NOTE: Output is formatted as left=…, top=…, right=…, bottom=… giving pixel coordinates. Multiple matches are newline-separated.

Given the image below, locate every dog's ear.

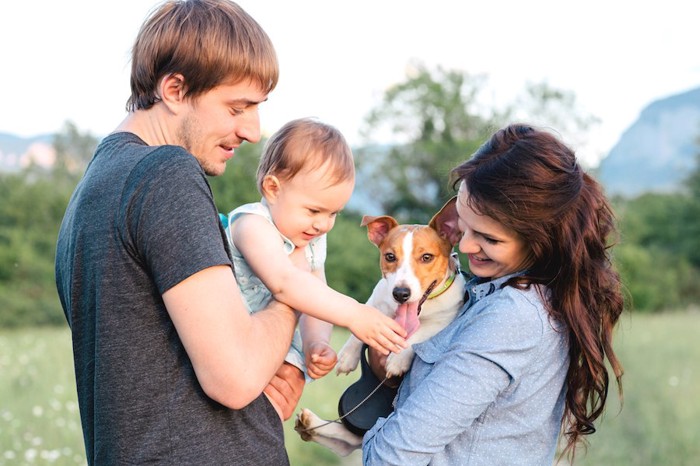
left=429, top=196, right=461, bottom=246
left=361, top=215, right=398, bottom=247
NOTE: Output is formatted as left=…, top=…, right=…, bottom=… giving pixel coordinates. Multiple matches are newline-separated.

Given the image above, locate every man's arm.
left=163, top=264, right=298, bottom=409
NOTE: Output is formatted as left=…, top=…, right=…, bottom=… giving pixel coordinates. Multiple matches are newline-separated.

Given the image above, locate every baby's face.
left=265, top=165, right=354, bottom=249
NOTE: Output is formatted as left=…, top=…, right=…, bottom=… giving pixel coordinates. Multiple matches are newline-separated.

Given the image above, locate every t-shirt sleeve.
left=120, top=147, right=232, bottom=294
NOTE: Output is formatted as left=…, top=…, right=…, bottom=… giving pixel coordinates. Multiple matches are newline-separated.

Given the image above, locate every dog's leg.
left=294, top=408, right=362, bottom=456
left=335, top=334, right=364, bottom=374
left=384, top=346, right=416, bottom=377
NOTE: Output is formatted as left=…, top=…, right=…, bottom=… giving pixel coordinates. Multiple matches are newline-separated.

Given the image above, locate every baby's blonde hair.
left=256, top=118, right=355, bottom=193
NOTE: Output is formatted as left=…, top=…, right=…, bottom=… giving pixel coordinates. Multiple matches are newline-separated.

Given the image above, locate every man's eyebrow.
left=228, top=97, right=269, bottom=106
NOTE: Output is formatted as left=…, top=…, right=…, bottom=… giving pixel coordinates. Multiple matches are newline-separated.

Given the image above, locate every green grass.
left=0, top=328, right=84, bottom=465
left=2, top=311, right=699, bottom=465
left=574, top=311, right=700, bottom=466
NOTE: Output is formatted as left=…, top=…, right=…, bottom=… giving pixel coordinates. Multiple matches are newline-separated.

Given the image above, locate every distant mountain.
left=0, top=132, right=55, bottom=171
left=597, top=87, right=700, bottom=197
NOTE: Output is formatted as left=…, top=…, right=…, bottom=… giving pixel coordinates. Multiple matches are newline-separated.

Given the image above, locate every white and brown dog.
left=295, top=197, right=466, bottom=456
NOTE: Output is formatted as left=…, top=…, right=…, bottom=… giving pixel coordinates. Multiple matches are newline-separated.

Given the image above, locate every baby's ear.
left=261, top=175, right=281, bottom=201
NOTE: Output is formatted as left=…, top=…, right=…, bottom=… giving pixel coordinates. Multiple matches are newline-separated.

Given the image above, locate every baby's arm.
left=299, top=268, right=337, bottom=379
left=232, top=215, right=406, bottom=356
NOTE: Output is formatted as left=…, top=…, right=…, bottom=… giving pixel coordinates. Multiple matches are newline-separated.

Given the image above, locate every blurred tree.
left=209, top=140, right=264, bottom=215
left=53, top=121, right=98, bottom=176
left=356, top=63, right=599, bottom=224
left=356, top=63, right=501, bottom=223
left=511, top=81, right=601, bottom=162
left=325, top=212, right=381, bottom=302
left=0, top=121, right=97, bottom=327
left=681, top=136, right=700, bottom=267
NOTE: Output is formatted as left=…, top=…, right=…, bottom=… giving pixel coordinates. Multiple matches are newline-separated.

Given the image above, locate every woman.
left=363, top=123, right=624, bottom=465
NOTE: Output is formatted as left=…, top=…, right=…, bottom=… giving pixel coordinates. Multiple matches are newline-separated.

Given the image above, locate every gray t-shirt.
left=55, top=132, right=288, bottom=465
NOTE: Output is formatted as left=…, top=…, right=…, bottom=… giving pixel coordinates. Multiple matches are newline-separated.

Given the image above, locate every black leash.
left=296, top=373, right=391, bottom=434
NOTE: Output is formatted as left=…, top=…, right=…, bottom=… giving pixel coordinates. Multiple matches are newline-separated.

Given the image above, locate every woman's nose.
left=458, top=231, right=479, bottom=254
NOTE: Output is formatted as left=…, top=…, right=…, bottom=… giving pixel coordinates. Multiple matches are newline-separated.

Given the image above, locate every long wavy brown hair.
left=450, top=123, right=624, bottom=461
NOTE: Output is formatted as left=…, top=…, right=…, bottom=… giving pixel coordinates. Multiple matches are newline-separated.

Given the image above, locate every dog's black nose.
left=392, top=287, right=411, bottom=303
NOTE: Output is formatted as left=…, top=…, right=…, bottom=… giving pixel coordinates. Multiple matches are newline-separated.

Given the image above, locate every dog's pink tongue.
left=394, top=302, right=421, bottom=338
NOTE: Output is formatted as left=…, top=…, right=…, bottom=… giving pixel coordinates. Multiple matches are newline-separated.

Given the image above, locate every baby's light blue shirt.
left=224, top=200, right=326, bottom=378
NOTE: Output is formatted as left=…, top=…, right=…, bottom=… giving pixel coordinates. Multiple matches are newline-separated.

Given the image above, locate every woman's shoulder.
left=464, top=283, right=550, bottom=340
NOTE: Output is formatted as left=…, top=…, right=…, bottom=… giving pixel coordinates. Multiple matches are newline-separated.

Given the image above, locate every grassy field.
left=1, top=311, right=698, bottom=465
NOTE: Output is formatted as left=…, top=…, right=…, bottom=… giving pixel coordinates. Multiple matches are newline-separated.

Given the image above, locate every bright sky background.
left=2, top=0, right=699, bottom=166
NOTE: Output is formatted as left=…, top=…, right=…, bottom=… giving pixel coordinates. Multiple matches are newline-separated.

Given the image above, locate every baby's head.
left=257, top=118, right=355, bottom=246
left=257, top=118, right=355, bottom=192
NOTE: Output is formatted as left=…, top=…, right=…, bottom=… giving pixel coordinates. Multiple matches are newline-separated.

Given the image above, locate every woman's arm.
left=363, top=294, right=546, bottom=465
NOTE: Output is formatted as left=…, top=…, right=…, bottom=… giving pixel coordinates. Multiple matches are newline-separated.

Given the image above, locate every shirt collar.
left=464, top=271, right=525, bottom=305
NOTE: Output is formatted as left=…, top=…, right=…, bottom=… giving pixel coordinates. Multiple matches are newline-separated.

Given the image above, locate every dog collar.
left=428, top=272, right=457, bottom=300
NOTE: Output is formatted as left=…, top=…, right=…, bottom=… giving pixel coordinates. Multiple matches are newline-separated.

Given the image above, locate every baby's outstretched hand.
left=305, top=342, right=338, bottom=379
left=350, top=305, right=407, bottom=356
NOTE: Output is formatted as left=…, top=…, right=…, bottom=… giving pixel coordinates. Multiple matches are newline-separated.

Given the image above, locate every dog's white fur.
left=295, top=198, right=465, bottom=456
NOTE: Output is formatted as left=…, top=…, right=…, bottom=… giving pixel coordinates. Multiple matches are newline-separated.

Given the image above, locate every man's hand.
left=263, top=362, right=305, bottom=420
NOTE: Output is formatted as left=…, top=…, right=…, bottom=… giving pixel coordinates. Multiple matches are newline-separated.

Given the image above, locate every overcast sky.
left=2, top=0, right=699, bottom=166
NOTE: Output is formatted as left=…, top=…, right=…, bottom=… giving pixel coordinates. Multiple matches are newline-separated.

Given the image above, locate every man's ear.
left=158, top=73, right=188, bottom=112
left=261, top=175, right=281, bottom=203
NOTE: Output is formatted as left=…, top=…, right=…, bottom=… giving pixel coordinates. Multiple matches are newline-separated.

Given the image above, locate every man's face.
left=178, top=80, right=268, bottom=176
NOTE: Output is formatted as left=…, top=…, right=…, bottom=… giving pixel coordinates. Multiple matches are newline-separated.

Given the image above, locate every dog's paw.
left=294, top=408, right=363, bottom=456
left=335, top=350, right=360, bottom=374
left=294, top=408, right=323, bottom=442
left=384, top=349, right=414, bottom=378
left=336, top=336, right=363, bottom=375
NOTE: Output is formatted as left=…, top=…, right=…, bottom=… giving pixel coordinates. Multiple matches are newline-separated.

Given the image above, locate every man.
left=55, top=1, right=303, bottom=463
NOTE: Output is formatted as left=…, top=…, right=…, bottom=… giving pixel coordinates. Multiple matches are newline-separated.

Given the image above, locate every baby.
left=223, top=118, right=406, bottom=381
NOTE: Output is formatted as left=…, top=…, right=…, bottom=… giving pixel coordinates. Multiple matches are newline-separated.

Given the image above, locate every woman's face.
left=456, top=182, right=530, bottom=279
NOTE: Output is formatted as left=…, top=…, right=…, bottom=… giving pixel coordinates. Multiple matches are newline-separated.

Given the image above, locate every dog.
left=294, top=197, right=466, bottom=456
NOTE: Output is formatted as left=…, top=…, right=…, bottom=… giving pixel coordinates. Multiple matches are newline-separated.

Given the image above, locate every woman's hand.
left=367, top=346, right=403, bottom=388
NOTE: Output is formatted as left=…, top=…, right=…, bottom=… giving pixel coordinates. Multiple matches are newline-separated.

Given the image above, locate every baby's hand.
left=350, top=305, right=407, bottom=356
left=305, top=342, right=338, bottom=379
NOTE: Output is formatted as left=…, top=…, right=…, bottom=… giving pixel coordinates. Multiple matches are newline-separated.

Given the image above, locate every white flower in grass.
left=24, top=448, right=37, bottom=462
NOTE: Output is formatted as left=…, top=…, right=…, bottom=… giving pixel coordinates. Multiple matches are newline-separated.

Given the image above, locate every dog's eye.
left=384, top=253, right=396, bottom=262
left=420, top=254, right=434, bottom=263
